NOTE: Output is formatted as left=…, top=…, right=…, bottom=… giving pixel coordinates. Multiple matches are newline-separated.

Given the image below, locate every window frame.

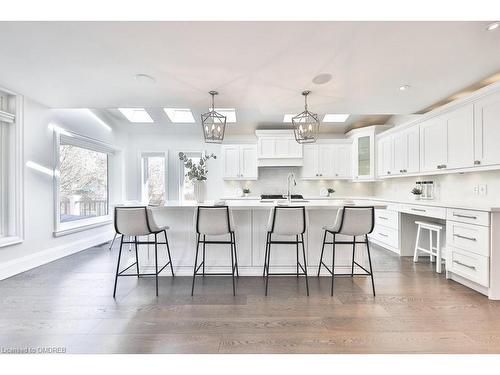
left=53, top=129, right=115, bottom=237
left=0, top=87, right=24, bottom=248
left=178, top=150, right=204, bottom=202
left=140, top=151, right=168, bottom=205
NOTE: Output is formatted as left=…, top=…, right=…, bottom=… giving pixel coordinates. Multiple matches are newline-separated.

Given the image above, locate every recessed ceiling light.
left=118, top=108, right=154, bottom=123
left=134, top=74, right=156, bottom=84
left=399, top=85, right=411, bottom=91
left=486, top=22, right=500, bottom=31
left=213, top=108, right=237, bottom=123
left=312, top=73, right=333, bottom=85
left=323, top=114, right=350, bottom=123
left=163, top=108, right=195, bottom=123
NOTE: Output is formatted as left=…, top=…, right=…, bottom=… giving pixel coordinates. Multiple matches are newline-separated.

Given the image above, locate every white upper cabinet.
left=255, top=130, right=303, bottom=167
left=446, top=104, right=474, bottom=170
left=420, top=104, right=474, bottom=172
left=377, top=136, right=393, bottom=177
left=301, top=142, right=352, bottom=179
left=222, top=144, right=258, bottom=180
left=391, top=126, right=419, bottom=175
left=474, top=90, right=500, bottom=167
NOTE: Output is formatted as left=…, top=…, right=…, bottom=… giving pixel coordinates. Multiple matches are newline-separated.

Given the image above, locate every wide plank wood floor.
left=1, top=242, right=500, bottom=354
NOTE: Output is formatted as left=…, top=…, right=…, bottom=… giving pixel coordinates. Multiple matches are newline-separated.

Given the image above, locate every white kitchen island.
left=149, top=199, right=387, bottom=276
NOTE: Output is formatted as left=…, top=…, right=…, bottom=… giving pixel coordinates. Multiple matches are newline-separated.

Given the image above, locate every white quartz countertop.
left=160, top=199, right=387, bottom=210
left=219, top=196, right=500, bottom=212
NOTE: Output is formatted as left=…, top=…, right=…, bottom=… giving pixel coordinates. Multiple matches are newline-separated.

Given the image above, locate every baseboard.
left=0, top=230, right=114, bottom=280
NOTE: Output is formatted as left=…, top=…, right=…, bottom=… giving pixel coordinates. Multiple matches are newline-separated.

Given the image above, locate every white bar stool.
left=113, top=206, right=175, bottom=297
left=263, top=206, right=309, bottom=296
left=413, top=220, right=444, bottom=273
left=191, top=206, right=239, bottom=296
left=317, top=206, right=376, bottom=296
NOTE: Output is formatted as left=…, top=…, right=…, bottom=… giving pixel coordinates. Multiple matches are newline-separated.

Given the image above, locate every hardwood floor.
left=1, top=242, right=500, bottom=354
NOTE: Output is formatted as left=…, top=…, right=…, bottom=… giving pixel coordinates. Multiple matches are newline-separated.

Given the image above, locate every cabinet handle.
left=411, top=208, right=426, bottom=212
left=403, top=169, right=407, bottom=173
left=454, top=234, right=477, bottom=242
left=378, top=216, right=389, bottom=220
left=399, top=169, right=403, bottom=173
left=453, top=213, right=477, bottom=220
left=474, top=160, right=481, bottom=165
left=378, top=232, right=388, bottom=237
left=387, top=171, right=391, bottom=175
left=453, top=260, right=476, bottom=270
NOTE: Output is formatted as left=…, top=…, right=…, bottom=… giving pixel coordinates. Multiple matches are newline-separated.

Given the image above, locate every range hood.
left=255, top=130, right=304, bottom=167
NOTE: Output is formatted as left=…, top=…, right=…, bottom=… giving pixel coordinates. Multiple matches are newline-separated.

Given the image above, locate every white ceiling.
left=0, top=21, right=499, bottom=133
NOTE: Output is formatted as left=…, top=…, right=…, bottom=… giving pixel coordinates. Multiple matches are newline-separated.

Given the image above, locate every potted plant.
left=179, top=152, right=217, bottom=203
left=411, top=187, right=423, bottom=200
left=327, top=188, right=335, bottom=197
left=243, top=188, right=251, bottom=197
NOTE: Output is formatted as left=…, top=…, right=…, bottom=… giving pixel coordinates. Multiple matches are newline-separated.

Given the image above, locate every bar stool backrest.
left=114, top=206, right=152, bottom=236
left=196, top=206, right=233, bottom=235
left=337, top=206, right=375, bottom=236
left=268, top=206, right=307, bottom=235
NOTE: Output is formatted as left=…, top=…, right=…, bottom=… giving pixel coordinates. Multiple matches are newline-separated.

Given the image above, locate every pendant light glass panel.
left=201, top=91, right=226, bottom=143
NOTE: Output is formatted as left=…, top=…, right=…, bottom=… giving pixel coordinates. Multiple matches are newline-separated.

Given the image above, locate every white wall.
left=0, top=98, right=126, bottom=279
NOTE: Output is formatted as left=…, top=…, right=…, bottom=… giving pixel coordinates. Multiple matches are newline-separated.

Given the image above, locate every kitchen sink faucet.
left=286, top=172, right=297, bottom=204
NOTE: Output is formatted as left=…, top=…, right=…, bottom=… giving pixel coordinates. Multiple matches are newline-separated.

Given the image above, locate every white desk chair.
left=413, top=220, right=444, bottom=273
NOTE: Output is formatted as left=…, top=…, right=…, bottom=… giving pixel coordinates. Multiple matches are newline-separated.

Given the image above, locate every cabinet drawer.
left=446, top=208, right=490, bottom=226
left=369, top=225, right=399, bottom=248
left=375, top=209, right=399, bottom=230
left=400, top=204, right=446, bottom=219
left=446, top=221, right=490, bottom=257
left=446, top=247, right=489, bottom=287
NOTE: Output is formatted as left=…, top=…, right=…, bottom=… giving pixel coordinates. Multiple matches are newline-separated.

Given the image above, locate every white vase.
left=193, top=180, right=206, bottom=203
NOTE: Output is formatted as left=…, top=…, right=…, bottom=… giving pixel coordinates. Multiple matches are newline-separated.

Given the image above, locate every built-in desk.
left=365, top=199, right=498, bottom=300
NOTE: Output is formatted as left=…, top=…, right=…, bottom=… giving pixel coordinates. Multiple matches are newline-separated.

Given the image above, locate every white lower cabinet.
left=301, top=141, right=352, bottom=179
left=368, top=208, right=400, bottom=253
left=445, top=208, right=491, bottom=289
left=446, top=247, right=489, bottom=287
left=221, top=144, right=257, bottom=180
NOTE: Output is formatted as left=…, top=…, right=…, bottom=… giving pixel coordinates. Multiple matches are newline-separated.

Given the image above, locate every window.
left=55, top=130, right=114, bottom=235
left=141, top=152, right=167, bottom=205
left=179, top=151, right=202, bottom=202
left=0, top=88, right=23, bottom=248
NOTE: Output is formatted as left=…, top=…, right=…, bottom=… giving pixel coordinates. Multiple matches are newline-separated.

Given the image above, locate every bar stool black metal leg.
left=351, top=237, right=356, bottom=277
left=318, top=230, right=327, bottom=276
left=113, top=236, right=124, bottom=298
left=230, top=236, right=236, bottom=296
left=263, top=232, right=269, bottom=277
left=301, top=234, right=309, bottom=296
left=154, top=233, right=159, bottom=296
left=191, top=234, right=200, bottom=296
left=265, top=235, right=271, bottom=296
left=232, top=232, right=239, bottom=277
left=331, top=234, right=336, bottom=297
left=202, top=235, right=206, bottom=277
left=296, top=235, right=299, bottom=278
left=365, top=235, right=376, bottom=297
left=164, top=230, right=175, bottom=276
left=134, top=236, right=140, bottom=277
